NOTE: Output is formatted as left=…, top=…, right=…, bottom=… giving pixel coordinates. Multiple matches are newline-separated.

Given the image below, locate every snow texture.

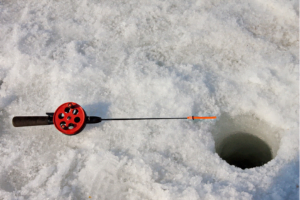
left=0, top=0, right=299, bottom=199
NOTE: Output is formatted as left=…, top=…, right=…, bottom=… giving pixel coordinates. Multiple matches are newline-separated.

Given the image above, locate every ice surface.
left=0, top=0, right=299, bottom=199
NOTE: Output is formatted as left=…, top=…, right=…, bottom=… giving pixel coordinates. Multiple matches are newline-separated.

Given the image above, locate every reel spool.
left=53, top=102, right=86, bottom=135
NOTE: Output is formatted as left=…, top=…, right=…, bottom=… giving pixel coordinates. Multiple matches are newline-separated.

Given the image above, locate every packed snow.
left=0, top=0, right=299, bottom=199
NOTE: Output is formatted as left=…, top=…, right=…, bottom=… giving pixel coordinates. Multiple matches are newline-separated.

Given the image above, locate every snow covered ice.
left=0, top=0, right=299, bottom=199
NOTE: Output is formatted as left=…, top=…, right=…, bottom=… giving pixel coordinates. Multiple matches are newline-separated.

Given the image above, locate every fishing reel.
left=12, top=102, right=216, bottom=135
left=13, top=102, right=100, bottom=135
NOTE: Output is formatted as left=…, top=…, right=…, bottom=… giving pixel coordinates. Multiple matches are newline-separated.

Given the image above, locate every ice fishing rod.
left=12, top=102, right=217, bottom=135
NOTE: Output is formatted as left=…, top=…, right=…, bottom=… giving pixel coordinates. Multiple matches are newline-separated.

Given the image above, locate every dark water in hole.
left=216, top=133, right=272, bottom=169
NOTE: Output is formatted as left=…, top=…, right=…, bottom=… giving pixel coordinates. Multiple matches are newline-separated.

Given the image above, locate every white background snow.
left=0, top=0, right=299, bottom=199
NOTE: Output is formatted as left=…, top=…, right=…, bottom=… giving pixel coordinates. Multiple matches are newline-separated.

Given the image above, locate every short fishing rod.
left=12, top=102, right=217, bottom=135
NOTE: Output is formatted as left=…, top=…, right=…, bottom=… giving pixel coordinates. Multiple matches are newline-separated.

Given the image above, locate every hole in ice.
left=216, top=132, right=272, bottom=169
left=211, top=113, right=280, bottom=169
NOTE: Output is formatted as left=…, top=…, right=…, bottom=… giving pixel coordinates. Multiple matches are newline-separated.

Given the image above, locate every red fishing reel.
left=53, top=102, right=86, bottom=135
left=12, top=102, right=101, bottom=135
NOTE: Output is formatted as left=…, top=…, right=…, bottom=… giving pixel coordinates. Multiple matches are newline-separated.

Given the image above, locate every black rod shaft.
left=101, top=117, right=186, bottom=121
